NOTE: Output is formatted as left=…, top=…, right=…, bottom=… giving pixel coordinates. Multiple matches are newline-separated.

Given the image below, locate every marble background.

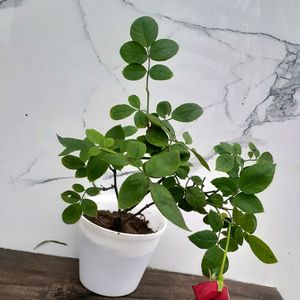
left=0, top=1, right=299, bottom=299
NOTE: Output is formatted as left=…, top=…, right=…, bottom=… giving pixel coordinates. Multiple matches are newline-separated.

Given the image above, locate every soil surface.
left=86, top=210, right=154, bottom=234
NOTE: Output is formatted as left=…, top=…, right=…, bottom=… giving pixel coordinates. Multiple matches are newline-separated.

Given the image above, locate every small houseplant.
left=187, top=142, right=278, bottom=299
left=57, top=16, right=277, bottom=297
left=57, top=16, right=209, bottom=296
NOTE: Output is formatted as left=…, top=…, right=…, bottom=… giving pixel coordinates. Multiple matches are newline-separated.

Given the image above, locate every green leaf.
left=75, top=167, right=87, bottom=178
left=189, top=230, right=218, bottom=249
left=123, top=63, right=147, bottom=80
left=239, top=162, right=276, bottom=194
left=245, top=234, right=278, bottom=264
left=134, top=111, right=148, bottom=128
left=176, top=167, right=189, bottom=179
left=213, top=142, right=235, bottom=155
left=185, top=187, right=206, bottom=210
left=233, top=226, right=244, bottom=245
left=149, top=64, right=173, bottom=80
left=201, top=246, right=228, bottom=278
left=101, top=152, right=128, bottom=167
left=61, top=190, right=80, bottom=204
left=161, top=120, right=175, bottom=140
left=169, top=186, right=184, bottom=202
left=233, top=193, right=264, bottom=214
left=191, top=176, right=203, bottom=185
left=110, top=104, right=135, bottom=120
left=233, top=143, right=242, bottom=155
left=170, top=143, right=190, bottom=162
left=146, top=126, right=168, bottom=147
left=207, top=210, right=223, bottom=232
left=72, top=184, right=84, bottom=193
left=106, top=125, right=125, bottom=140
left=150, top=183, right=189, bottom=230
left=258, top=152, right=273, bottom=163
left=211, top=177, right=238, bottom=196
left=86, top=154, right=108, bottom=182
left=248, top=142, right=260, bottom=158
left=190, top=148, right=210, bottom=171
left=128, top=95, right=141, bottom=109
left=146, top=113, right=162, bottom=127
left=172, top=103, right=203, bottom=122
left=103, top=138, right=114, bottom=148
left=88, top=146, right=101, bottom=157
left=127, top=141, right=146, bottom=159
left=238, top=213, right=257, bottom=234
left=216, top=154, right=235, bottom=172
left=85, top=187, right=100, bottom=196
left=61, top=155, right=85, bottom=170
left=162, top=177, right=176, bottom=189
left=130, top=16, right=158, bottom=47
left=57, top=135, right=88, bottom=154
left=123, top=125, right=138, bottom=137
left=150, top=39, right=179, bottom=61
left=120, top=41, right=147, bottom=64
left=85, top=129, right=104, bottom=145
left=182, top=131, right=193, bottom=144
left=62, top=203, right=82, bottom=224
left=219, top=237, right=239, bottom=252
left=81, top=199, right=98, bottom=217
left=144, top=151, right=181, bottom=178
left=208, top=194, right=223, bottom=208
left=156, top=101, right=172, bottom=118
left=118, top=173, right=149, bottom=209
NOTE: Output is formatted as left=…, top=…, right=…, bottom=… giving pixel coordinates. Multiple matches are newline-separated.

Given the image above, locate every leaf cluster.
left=188, top=142, right=277, bottom=279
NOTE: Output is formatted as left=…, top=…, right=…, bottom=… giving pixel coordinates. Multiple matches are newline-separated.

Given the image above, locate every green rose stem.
left=217, top=223, right=231, bottom=292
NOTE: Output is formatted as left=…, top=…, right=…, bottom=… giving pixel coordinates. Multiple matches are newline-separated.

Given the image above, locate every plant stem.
left=123, top=202, right=155, bottom=223
left=112, top=168, right=119, bottom=199
left=217, top=223, right=231, bottom=291
left=146, top=50, right=151, bottom=113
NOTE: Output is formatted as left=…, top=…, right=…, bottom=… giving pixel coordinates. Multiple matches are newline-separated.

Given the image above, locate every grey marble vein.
left=25, top=176, right=72, bottom=186
left=15, top=158, right=39, bottom=179
left=0, top=0, right=22, bottom=8
left=75, top=0, right=126, bottom=94
left=243, top=44, right=300, bottom=134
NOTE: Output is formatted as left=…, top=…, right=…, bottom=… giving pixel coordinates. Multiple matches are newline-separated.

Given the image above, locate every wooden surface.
left=0, top=248, right=283, bottom=300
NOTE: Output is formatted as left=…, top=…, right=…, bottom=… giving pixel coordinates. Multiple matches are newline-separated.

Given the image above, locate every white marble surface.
left=0, top=1, right=299, bottom=299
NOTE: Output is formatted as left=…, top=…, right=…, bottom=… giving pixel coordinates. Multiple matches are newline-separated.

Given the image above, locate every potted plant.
left=187, top=142, right=278, bottom=299
left=57, top=16, right=208, bottom=297
left=57, top=16, right=278, bottom=298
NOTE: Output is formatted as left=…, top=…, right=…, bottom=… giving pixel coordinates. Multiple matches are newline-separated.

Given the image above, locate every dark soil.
left=85, top=210, right=154, bottom=234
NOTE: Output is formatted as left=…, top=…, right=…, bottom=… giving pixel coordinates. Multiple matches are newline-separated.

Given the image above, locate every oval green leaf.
left=144, top=151, right=181, bottom=178
left=81, top=199, right=98, bottom=217
left=127, top=141, right=146, bottom=159
left=120, top=41, right=147, bottom=64
left=150, top=183, right=189, bottom=230
left=130, top=16, right=158, bottom=47
left=123, top=63, right=147, bottom=81
left=61, top=155, right=85, bottom=170
left=118, top=173, right=149, bottom=209
left=128, top=95, right=141, bottom=109
left=134, top=111, right=148, bottom=128
left=239, top=162, right=276, bottom=194
left=150, top=39, right=179, bottom=61
left=211, top=177, right=238, bottom=196
left=156, top=101, right=172, bottom=118
left=216, top=154, right=235, bottom=172
left=146, top=126, right=168, bottom=147
left=61, top=190, right=80, bottom=204
left=86, top=154, right=108, bottom=182
left=110, top=104, right=135, bottom=120
left=233, top=193, right=264, bottom=214
left=245, top=234, right=278, bottom=264
left=149, top=64, right=173, bottom=80
left=189, top=230, right=218, bottom=249
left=172, top=103, right=203, bottom=122
left=62, top=203, right=82, bottom=224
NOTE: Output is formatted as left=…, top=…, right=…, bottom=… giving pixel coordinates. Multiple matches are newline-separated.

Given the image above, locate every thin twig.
left=123, top=202, right=155, bottom=224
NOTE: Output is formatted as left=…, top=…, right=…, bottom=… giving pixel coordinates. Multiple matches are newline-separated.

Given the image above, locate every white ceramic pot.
left=77, top=193, right=167, bottom=297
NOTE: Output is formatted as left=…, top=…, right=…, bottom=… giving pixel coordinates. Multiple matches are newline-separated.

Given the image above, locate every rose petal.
left=192, top=281, right=229, bottom=300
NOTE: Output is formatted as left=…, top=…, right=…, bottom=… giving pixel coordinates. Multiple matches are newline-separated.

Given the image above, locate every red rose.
left=192, top=281, right=229, bottom=300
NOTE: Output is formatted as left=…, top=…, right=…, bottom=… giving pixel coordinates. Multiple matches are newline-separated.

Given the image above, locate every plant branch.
left=124, top=202, right=155, bottom=223
left=112, top=168, right=119, bottom=199
left=146, top=49, right=151, bottom=113
left=217, top=223, right=231, bottom=291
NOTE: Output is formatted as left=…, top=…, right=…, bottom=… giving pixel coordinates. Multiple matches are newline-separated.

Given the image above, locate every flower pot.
left=77, top=193, right=167, bottom=297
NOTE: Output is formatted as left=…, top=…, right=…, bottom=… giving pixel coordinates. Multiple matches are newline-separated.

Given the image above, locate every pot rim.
left=80, top=208, right=167, bottom=241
